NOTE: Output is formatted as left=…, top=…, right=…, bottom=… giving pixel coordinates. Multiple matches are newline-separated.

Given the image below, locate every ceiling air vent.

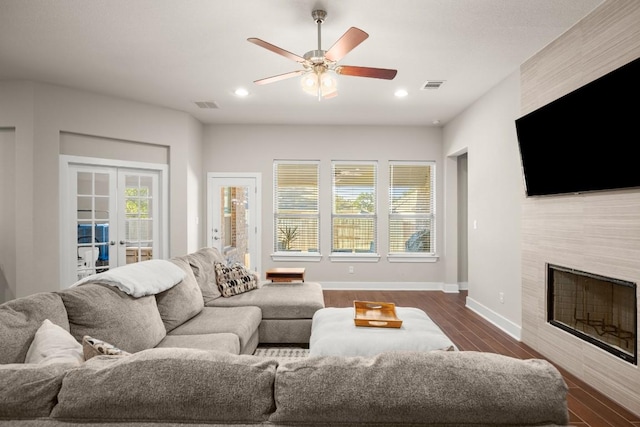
left=421, top=80, right=445, bottom=90
left=194, top=101, right=220, bottom=109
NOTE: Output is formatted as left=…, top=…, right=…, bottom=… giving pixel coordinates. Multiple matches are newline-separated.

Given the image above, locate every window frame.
left=387, top=160, right=438, bottom=263
left=272, top=160, right=321, bottom=262
left=330, top=160, right=380, bottom=262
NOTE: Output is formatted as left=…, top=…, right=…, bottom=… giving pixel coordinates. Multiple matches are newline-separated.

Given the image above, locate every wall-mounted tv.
left=515, top=56, right=640, bottom=197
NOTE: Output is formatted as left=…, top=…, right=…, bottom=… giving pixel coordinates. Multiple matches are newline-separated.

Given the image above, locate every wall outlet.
left=348, top=266, right=354, bottom=274
left=499, top=292, right=504, bottom=304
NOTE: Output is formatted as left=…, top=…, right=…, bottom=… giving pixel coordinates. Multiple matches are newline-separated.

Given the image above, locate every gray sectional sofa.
left=0, top=247, right=570, bottom=426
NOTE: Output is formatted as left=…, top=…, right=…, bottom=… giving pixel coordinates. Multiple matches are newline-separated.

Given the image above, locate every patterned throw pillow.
left=82, top=336, right=131, bottom=361
left=214, top=262, right=259, bottom=297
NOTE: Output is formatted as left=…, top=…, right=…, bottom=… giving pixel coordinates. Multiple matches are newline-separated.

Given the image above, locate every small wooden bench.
left=265, top=267, right=305, bottom=282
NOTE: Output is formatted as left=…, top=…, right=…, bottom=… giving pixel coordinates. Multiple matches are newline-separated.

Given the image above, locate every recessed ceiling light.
left=234, top=88, right=249, bottom=97
left=394, top=89, right=408, bottom=98
left=432, top=119, right=441, bottom=125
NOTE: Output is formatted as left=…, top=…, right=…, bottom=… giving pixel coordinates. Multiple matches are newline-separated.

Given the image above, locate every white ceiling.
left=0, top=0, right=603, bottom=126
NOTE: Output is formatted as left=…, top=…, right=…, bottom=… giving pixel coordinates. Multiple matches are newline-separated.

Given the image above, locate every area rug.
left=253, top=347, right=309, bottom=363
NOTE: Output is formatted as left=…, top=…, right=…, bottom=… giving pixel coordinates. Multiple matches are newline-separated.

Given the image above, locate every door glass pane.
left=124, top=173, right=154, bottom=264
left=95, top=173, right=109, bottom=196
left=220, top=185, right=250, bottom=269
left=76, top=172, right=111, bottom=280
left=94, top=197, right=109, bottom=220
left=77, top=196, right=92, bottom=219
left=77, top=172, right=92, bottom=194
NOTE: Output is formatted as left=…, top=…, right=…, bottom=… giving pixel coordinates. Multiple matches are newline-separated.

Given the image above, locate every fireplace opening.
left=547, top=264, right=637, bottom=365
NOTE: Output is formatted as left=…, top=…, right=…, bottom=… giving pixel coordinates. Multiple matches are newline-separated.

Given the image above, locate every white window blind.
left=331, top=161, right=377, bottom=253
left=389, top=161, right=435, bottom=254
left=273, top=161, right=319, bottom=253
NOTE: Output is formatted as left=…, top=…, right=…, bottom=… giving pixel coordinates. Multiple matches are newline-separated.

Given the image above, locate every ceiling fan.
left=247, top=9, right=397, bottom=100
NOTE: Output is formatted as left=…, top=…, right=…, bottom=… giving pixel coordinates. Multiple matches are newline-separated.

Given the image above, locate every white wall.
left=443, top=72, right=524, bottom=338
left=203, top=124, right=448, bottom=287
left=0, top=82, right=36, bottom=302
left=0, top=128, right=17, bottom=302
left=0, top=81, right=203, bottom=298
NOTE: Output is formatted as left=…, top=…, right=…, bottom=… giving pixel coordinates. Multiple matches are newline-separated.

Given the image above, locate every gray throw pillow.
left=155, top=258, right=204, bottom=332
left=0, top=292, right=70, bottom=364
left=58, top=283, right=166, bottom=353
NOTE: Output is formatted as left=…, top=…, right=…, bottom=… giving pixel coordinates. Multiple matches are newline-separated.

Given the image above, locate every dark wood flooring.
left=322, top=290, right=640, bottom=427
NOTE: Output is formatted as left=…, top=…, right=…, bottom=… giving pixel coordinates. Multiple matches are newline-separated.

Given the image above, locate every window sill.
left=329, top=253, right=381, bottom=263
left=387, top=254, right=439, bottom=263
left=271, top=252, right=322, bottom=262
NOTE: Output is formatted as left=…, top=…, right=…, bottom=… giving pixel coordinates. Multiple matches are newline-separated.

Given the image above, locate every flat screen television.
left=515, top=56, right=640, bottom=197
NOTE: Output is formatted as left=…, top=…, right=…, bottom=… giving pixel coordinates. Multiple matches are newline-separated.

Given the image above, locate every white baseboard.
left=465, top=296, right=522, bottom=341
left=443, top=283, right=460, bottom=293
left=320, top=281, right=447, bottom=291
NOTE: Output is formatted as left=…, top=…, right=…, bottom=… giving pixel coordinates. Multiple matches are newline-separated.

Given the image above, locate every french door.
left=60, top=156, right=167, bottom=287
left=207, top=173, right=261, bottom=276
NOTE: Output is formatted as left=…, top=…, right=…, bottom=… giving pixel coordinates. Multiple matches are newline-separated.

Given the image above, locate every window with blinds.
left=389, top=161, right=435, bottom=254
left=332, top=161, right=377, bottom=254
left=273, top=161, right=320, bottom=253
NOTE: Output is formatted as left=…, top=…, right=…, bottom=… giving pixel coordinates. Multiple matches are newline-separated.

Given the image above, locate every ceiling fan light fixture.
left=301, top=68, right=337, bottom=100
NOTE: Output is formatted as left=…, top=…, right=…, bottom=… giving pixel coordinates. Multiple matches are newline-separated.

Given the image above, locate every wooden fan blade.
left=325, top=27, right=369, bottom=62
left=247, top=37, right=306, bottom=63
left=323, top=90, right=339, bottom=100
left=254, top=70, right=306, bottom=85
left=336, top=65, right=397, bottom=80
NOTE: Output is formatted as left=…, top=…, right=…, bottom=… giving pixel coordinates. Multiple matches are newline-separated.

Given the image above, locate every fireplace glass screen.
left=547, top=264, right=637, bottom=364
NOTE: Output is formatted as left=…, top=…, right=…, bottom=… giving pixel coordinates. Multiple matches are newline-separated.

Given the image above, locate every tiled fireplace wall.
left=519, top=0, right=640, bottom=416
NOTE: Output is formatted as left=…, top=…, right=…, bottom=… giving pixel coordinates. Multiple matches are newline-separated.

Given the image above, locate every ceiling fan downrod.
left=312, top=9, right=327, bottom=52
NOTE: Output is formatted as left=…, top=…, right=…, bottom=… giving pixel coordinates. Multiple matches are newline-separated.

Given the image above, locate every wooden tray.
left=353, top=300, right=403, bottom=328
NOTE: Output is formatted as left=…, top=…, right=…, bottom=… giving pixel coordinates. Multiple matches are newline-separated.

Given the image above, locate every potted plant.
left=278, top=226, right=299, bottom=250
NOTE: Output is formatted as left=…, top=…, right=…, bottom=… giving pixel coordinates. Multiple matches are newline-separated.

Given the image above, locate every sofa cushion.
left=207, top=282, right=325, bottom=319
left=155, top=258, right=204, bottom=332
left=214, top=262, right=259, bottom=297
left=82, top=336, right=131, bottom=360
left=0, top=363, right=71, bottom=419
left=156, top=332, right=240, bottom=354
left=24, top=319, right=83, bottom=366
left=169, top=306, right=261, bottom=354
left=270, top=351, right=569, bottom=426
left=51, top=348, right=277, bottom=423
left=180, top=247, right=226, bottom=303
left=0, top=292, right=70, bottom=364
left=58, top=283, right=166, bottom=353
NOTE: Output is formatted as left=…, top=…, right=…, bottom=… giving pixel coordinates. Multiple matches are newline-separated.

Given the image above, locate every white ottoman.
left=309, top=306, right=457, bottom=357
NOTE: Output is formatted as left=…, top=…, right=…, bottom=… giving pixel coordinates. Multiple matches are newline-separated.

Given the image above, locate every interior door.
left=63, top=161, right=165, bottom=286
left=70, top=166, right=118, bottom=281
left=118, top=170, right=160, bottom=266
left=208, top=174, right=260, bottom=275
